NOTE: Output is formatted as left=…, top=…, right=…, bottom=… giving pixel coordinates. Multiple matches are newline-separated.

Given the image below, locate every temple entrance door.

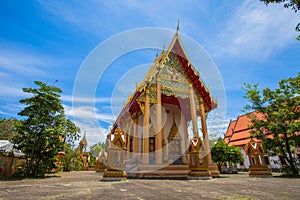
left=149, top=137, right=155, bottom=164
left=171, top=139, right=182, bottom=164
left=172, top=139, right=180, bottom=156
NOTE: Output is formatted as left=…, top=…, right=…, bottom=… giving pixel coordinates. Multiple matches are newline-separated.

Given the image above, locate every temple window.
left=252, top=157, right=256, bottom=165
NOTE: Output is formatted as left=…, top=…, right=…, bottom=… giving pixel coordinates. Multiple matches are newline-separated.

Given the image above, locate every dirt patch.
left=0, top=171, right=299, bottom=199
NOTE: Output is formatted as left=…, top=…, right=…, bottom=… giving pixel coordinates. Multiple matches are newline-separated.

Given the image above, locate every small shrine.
left=78, top=132, right=90, bottom=171
left=245, top=138, right=272, bottom=177
left=102, top=23, right=219, bottom=179
left=102, top=127, right=127, bottom=181
left=96, top=149, right=107, bottom=172
left=188, top=135, right=211, bottom=179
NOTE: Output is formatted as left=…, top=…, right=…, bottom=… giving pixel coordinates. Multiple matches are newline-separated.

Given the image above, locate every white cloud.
left=0, top=47, right=58, bottom=77
left=0, top=85, right=26, bottom=98
left=37, top=0, right=208, bottom=38
left=63, top=103, right=114, bottom=145
left=61, top=95, right=112, bottom=104
left=74, top=120, right=109, bottom=146
left=37, top=0, right=115, bottom=37
left=214, top=0, right=300, bottom=59
left=63, top=104, right=115, bottom=124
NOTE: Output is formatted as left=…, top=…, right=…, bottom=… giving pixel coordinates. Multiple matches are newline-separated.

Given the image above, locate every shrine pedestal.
left=188, top=167, right=212, bottom=180
left=249, top=166, right=272, bottom=177
left=102, top=165, right=127, bottom=181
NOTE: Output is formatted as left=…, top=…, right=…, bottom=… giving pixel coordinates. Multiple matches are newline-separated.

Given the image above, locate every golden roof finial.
left=176, top=19, right=180, bottom=33
left=162, top=39, right=166, bottom=52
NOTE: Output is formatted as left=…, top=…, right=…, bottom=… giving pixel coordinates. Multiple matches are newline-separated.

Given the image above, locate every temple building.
left=104, top=26, right=219, bottom=179
left=224, top=112, right=297, bottom=170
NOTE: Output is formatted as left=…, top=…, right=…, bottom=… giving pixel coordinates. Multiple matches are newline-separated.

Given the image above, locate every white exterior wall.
left=268, top=156, right=281, bottom=169
left=240, top=147, right=250, bottom=168
left=237, top=146, right=282, bottom=169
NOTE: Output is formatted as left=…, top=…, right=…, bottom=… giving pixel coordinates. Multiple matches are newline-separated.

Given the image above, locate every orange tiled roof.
left=224, top=112, right=263, bottom=147
left=224, top=120, right=236, bottom=139
left=228, top=139, right=250, bottom=147
left=228, top=138, right=260, bottom=147
left=230, top=129, right=251, bottom=141
left=234, top=115, right=250, bottom=132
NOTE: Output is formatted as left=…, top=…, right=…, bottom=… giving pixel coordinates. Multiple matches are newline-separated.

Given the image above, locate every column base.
left=208, top=164, right=220, bottom=177
left=188, top=167, right=212, bottom=180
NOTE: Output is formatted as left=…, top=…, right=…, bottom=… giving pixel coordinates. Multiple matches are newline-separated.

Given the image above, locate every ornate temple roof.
left=112, top=28, right=217, bottom=131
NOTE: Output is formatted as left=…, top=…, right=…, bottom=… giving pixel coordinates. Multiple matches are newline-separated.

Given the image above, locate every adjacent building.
left=224, top=112, right=290, bottom=170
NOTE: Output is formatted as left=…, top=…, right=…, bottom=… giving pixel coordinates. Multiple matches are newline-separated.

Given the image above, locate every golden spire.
left=176, top=19, right=180, bottom=33
left=162, top=39, right=166, bottom=52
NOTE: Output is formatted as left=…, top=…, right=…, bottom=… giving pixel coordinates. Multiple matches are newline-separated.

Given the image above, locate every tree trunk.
left=217, top=162, right=222, bottom=172
left=285, top=138, right=298, bottom=175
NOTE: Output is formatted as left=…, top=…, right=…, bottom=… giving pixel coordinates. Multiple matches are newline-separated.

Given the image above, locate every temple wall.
left=240, top=148, right=250, bottom=168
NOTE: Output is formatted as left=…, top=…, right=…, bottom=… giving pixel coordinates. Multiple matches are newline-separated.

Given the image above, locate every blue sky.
left=0, top=0, right=299, bottom=146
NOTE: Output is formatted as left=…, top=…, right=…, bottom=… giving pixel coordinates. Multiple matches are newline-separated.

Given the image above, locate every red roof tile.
left=224, top=120, right=236, bottom=139
left=224, top=111, right=264, bottom=147
left=230, top=129, right=251, bottom=141
left=228, top=138, right=261, bottom=147
left=228, top=139, right=250, bottom=147
left=234, top=115, right=251, bottom=132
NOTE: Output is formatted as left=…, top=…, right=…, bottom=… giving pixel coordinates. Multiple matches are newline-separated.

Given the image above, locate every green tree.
left=0, top=118, right=18, bottom=140
left=61, top=143, right=83, bottom=172
left=11, top=81, right=80, bottom=177
left=243, top=73, right=300, bottom=175
left=260, top=0, right=300, bottom=40
left=211, top=138, right=244, bottom=172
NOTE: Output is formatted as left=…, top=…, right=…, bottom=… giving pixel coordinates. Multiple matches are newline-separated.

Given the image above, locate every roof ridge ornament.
left=176, top=19, right=180, bottom=33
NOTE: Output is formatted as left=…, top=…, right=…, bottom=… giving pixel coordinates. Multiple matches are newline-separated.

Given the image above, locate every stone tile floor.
left=0, top=171, right=299, bottom=200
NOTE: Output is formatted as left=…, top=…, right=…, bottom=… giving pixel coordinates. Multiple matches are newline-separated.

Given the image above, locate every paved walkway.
left=0, top=171, right=299, bottom=199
